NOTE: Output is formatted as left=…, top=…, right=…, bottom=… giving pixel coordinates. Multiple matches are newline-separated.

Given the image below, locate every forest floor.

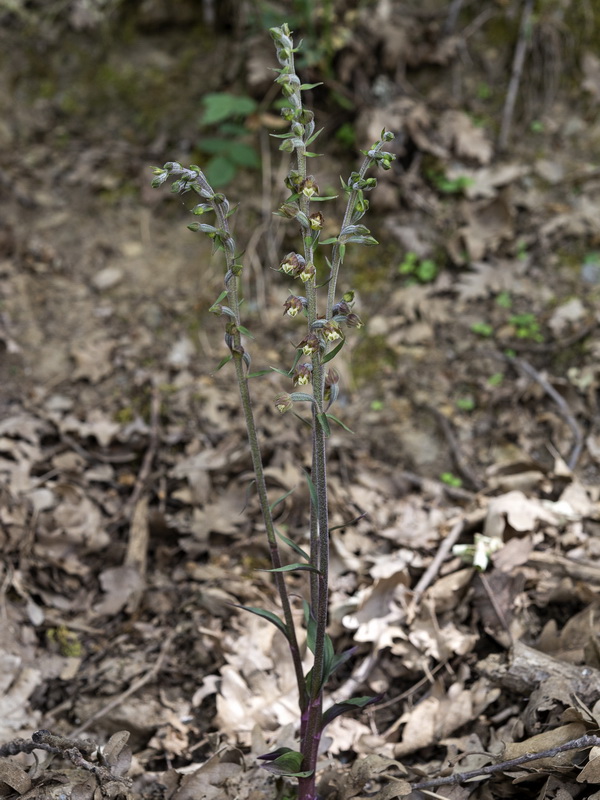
left=1, top=2, right=600, bottom=799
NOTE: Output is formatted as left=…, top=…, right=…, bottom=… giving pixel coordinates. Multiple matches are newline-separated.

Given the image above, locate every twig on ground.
left=122, top=382, right=161, bottom=520
left=68, top=631, right=175, bottom=737
left=411, top=519, right=465, bottom=606
left=498, top=0, right=534, bottom=151
left=443, top=0, right=464, bottom=35
left=412, top=734, right=600, bottom=790
left=506, top=355, right=584, bottom=470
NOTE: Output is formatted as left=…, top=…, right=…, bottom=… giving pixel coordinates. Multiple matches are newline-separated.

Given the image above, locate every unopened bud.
left=345, top=313, right=363, bottom=328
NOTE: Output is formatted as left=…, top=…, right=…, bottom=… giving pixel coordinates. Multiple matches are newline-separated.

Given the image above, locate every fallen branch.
left=68, top=630, right=174, bottom=737
left=412, top=734, right=599, bottom=790
left=506, top=354, right=584, bottom=470
left=498, top=0, right=534, bottom=151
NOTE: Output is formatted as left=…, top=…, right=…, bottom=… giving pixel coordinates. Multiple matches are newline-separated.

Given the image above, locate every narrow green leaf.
left=302, top=469, right=318, bottom=511
left=326, top=413, right=354, bottom=434
left=306, top=127, right=324, bottom=146
left=258, top=747, right=312, bottom=778
left=299, top=82, right=323, bottom=90
left=262, top=562, right=321, bottom=574
left=235, top=605, right=289, bottom=640
left=269, top=487, right=296, bottom=512
left=213, top=289, right=228, bottom=305
left=330, top=513, right=367, bottom=532
left=322, top=633, right=336, bottom=683
left=275, top=528, right=310, bottom=562
left=322, top=338, right=345, bottom=364
left=214, top=354, right=232, bottom=371
left=237, top=325, right=254, bottom=339
left=321, top=696, right=382, bottom=730
left=304, top=600, right=317, bottom=654
left=317, top=412, right=331, bottom=437
left=247, top=369, right=273, bottom=378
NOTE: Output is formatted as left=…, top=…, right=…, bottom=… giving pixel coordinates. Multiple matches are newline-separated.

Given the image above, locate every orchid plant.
left=151, top=23, right=394, bottom=800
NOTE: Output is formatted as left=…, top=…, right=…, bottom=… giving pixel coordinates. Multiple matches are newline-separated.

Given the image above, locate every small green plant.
left=197, top=92, right=261, bottom=186
left=509, top=312, right=544, bottom=342
left=440, top=472, right=462, bottom=488
left=487, top=372, right=504, bottom=387
left=152, top=24, right=394, bottom=800
left=496, top=290, right=512, bottom=309
left=398, top=251, right=439, bottom=283
left=515, top=239, right=528, bottom=260
left=456, top=395, right=475, bottom=412
left=470, top=321, right=494, bottom=338
left=427, top=169, right=473, bottom=195
left=477, top=82, right=492, bottom=100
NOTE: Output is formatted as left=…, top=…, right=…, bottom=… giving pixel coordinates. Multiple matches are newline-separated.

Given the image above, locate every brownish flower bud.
left=345, top=313, right=363, bottom=328
left=332, top=300, right=351, bottom=316
left=325, top=368, right=340, bottom=386
left=274, top=392, right=293, bottom=413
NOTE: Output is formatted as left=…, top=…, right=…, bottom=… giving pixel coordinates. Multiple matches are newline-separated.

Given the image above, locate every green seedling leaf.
left=262, top=562, right=321, bottom=574
left=258, top=747, right=312, bottom=778
left=275, top=528, right=310, bottom=561
left=326, top=413, right=354, bottom=434
left=235, top=605, right=290, bottom=641
left=321, top=696, right=382, bottom=730
left=322, top=338, right=345, bottom=364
